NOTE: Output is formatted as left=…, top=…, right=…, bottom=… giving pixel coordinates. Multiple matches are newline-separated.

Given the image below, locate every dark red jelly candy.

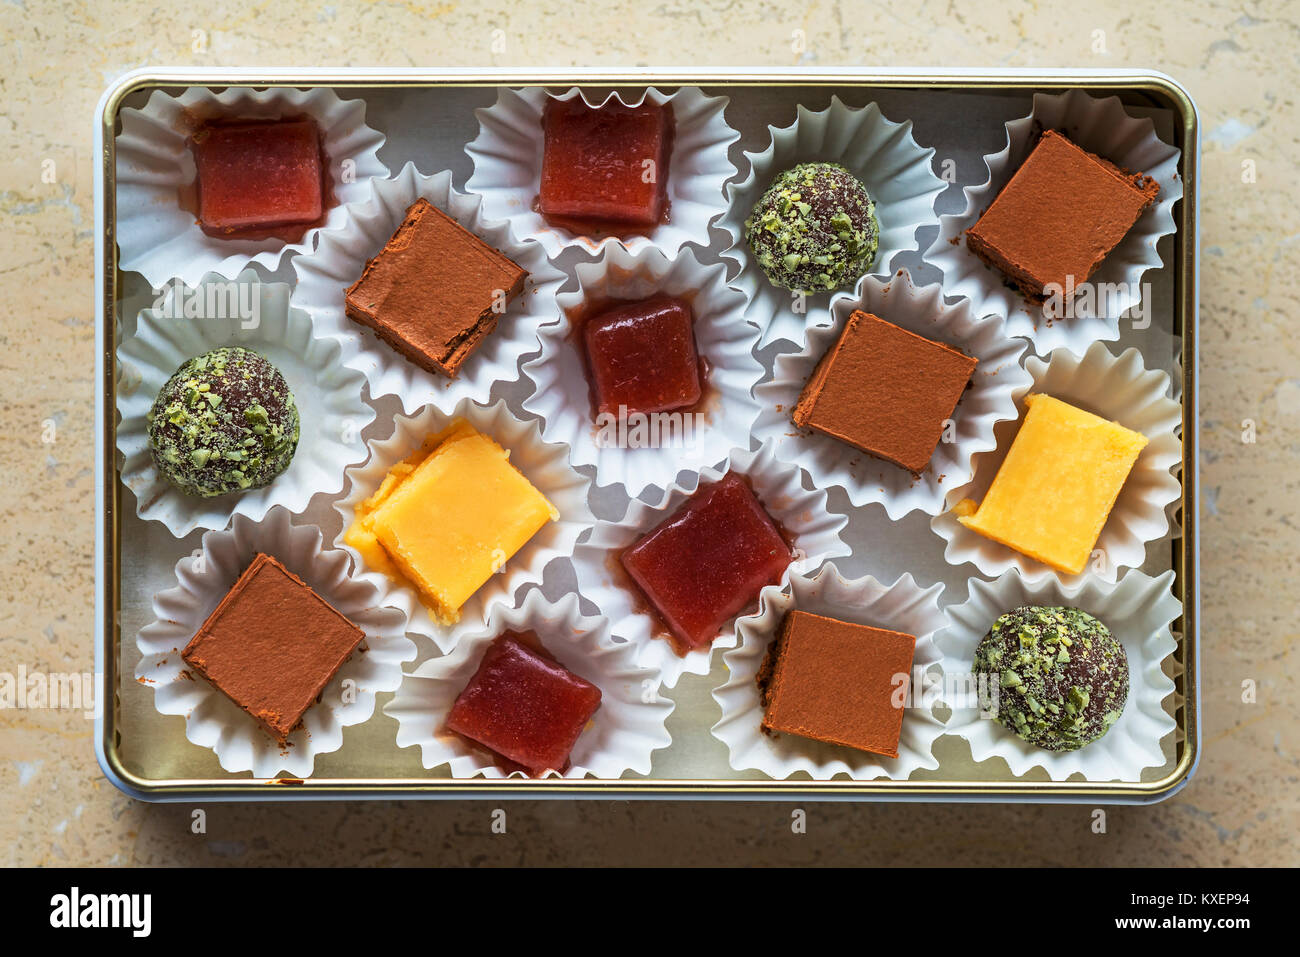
left=539, top=98, right=672, bottom=227
left=446, top=632, right=602, bottom=776
left=193, top=119, right=323, bottom=232
left=622, top=474, right=792, bottom=653
left=584, top=295, right=702, bottom=418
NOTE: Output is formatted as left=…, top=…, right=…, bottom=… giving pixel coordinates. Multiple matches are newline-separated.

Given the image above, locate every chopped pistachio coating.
left=973, top=605, right=1128, bottom=752
left=743, top=161, right=879, bottom=293
left=146, top=347, right=300, bottom=498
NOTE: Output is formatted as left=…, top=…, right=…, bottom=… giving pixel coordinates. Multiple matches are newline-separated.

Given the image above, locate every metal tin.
left=95, top=68, right=1199, bottom=802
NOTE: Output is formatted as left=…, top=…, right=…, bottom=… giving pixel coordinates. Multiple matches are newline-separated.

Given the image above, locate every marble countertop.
left=1, top=0, right=1295, bottom=866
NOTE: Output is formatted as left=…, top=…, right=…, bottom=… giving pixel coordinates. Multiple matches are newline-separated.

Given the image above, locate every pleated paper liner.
left=386, top=588, right=674, bottom=779
left=116, top=85, right=388, bottom=288
left=116, top=269, right=374, bottom=538
left=520, top=243, right=762, bottom=498
left=712, top=562, right=947, bottom=781
left=292, top=163, right=566, bottom=416
left=752, top=268, right=1033, bottom=519
left=930, top=340, right=1182, bottom=585
left=333, top=396, right=593, bottom=655
left=465, top=85, right=738, bottom=259
left=925, top=88, right=1183, bottom=357
left=719, top=95, right=945, bottom=349
left=134, top=507, right=415, bottom=778
left=936, top=568, right=1180, bottom=781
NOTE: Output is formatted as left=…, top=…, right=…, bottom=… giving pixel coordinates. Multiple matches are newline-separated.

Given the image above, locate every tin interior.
left=96, top=71, right=1197, bottom=801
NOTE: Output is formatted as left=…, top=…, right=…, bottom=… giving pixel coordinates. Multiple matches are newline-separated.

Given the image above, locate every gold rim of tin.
left=96, top=68, right=1199, bottom=801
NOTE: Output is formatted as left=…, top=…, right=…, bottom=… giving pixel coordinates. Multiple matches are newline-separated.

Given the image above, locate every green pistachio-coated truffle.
left=146, top=347, right=300, bottom=498
left=743, top=161, right=879, bottom=293
left=973, top=605, right=1128, bottom=752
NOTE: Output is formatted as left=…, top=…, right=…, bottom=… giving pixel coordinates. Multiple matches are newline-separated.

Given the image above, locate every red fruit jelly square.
left=539, top=98, right=673, bottom=228
left=193, top=118, right=324, bottom=232
left=622, top=474, right=792, bottom=654
left=584, top=295, right=702, bottom=418
left=446, top=632, right=602, bottom=776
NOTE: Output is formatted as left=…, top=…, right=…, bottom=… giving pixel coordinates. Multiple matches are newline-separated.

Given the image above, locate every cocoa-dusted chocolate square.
left=965, top=129, right=1160, bottom=299
left=181, top=552, right=366, bottom=742
left=344, top=198, right=527, bottom=378
left=792, top=309, right=976, bottom=475
left=757, top=609, right=916, bottom=758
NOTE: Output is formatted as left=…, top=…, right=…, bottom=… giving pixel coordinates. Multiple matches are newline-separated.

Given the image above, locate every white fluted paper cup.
left=925, top=89, right=1183, bottom=356
left=293, top=162, right=565, bottom=415
left=753, top=268, right=1033, bottom=519
left=572, top=442, right=850, bottom=688
left=116, top=269, right=374, bottom=538
left=931, top=341, right=1182, bottom=585
left=334, top=396, right=592, bottom=654
left=465, top=85, right=738, bottom=258
left=712, top=563, right=946, bottom=780
left=936, top=568, right=1180, bottom=781
left=385, top=588, right=674, bottom=779
left=134, top=507, right=416, bottom=778
left=116, top=86, right=388, bottom=288
left=520, top=243, right=762, bottom=497
left=720, top=95, right=946, bottom=349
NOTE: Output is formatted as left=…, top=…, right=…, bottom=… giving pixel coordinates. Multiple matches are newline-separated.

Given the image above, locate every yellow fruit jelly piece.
left=352, top=421, right=558, bottom=622
left=344, top=458, right=418, bottom=582
left=955, top=393, right=1148, bottom=575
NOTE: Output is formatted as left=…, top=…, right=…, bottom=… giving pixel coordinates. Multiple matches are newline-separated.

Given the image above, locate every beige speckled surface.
left=2, top=0, right=1297, bottom=866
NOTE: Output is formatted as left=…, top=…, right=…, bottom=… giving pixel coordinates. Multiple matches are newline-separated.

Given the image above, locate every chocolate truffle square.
left=181, top=552, right=366, bottom=742
left=758, top=609, right=916, bottom=758
left=793, top=310, right=977, bottom=475
left=965, top=129, right=1160, bottom=299
left=344, top=198, right=528, bottom=378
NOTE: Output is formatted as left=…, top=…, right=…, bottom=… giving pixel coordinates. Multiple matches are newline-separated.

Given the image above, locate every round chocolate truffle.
left=743, top=161, right=879, bottom=293
left=972, top=605, right=1128, bottom=752
left=147, top=347, right=300, bottom=498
